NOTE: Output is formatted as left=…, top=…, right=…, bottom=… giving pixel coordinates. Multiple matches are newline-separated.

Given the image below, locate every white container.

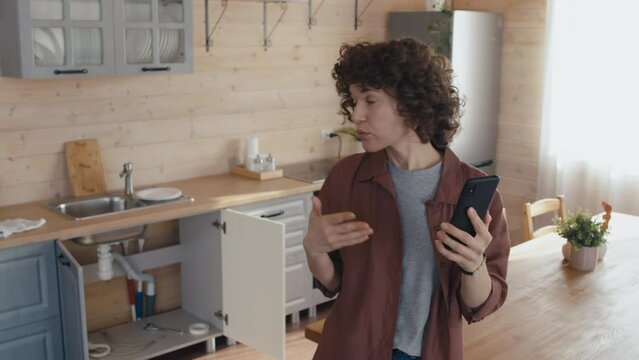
left=245, top=136, right=259, bottom=158
left=244, top=136, right=259, bottom=169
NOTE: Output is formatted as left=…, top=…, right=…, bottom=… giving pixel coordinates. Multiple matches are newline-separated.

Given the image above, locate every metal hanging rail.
left=263, top=1, right=288, bottom=50
left=204, top=0, right=313, bottom=51
left=354, top=0, right=374, bottom=30
left=308, top=0, right=327, bottom=29
left=205, top=0, right=229, bottom=52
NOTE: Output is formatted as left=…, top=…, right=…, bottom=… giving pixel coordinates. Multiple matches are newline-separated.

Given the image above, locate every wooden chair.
left=304, top=318, right=325, bottom=344
left=522, top=195, right=567, bottom=241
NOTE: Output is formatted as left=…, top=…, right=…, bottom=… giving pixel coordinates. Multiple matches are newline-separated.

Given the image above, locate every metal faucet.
left=119, top=162, right=134, bottom=199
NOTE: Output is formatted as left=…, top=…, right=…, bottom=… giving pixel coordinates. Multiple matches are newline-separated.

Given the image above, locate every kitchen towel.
left=0, top=218, right=46, bottom=238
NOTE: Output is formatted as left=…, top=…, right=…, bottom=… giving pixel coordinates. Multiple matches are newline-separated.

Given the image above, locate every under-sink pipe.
left=97, top=244, right=114, bottom=281
left=111, top=252, right=154, bottom=290
left=136, top=235, right=147, bottom=318
left=120, top=240, right=137, bottom=322
left=112, top=251, right=156, bottom=318
left=96, top=244, right=156, bottom=317
left=97, top=244, right=154, bottom=284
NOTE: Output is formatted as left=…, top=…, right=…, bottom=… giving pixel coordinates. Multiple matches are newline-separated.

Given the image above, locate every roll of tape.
left=189, top=322, right=210, bottom=335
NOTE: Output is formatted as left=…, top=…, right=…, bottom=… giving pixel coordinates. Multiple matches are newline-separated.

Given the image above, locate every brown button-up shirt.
left=313, top=148, right=510, bottom=360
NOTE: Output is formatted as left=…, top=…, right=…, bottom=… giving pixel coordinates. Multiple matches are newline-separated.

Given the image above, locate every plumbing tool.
left=143, top=323, right=184, bottom=335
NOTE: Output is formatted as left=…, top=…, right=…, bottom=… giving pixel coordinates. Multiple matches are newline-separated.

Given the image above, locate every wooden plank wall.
left=454, top=0, right=547, bottom=245
left=0, top=0, right=423, bottom=207
left=0, top=0, right=426, bottom=331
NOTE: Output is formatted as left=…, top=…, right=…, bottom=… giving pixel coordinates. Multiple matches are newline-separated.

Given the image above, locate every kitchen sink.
left=47, top=192, right=193, bottom=245
left=49, top=194, right=145, bottom=221
left=47, top=192, right=193, bottom=221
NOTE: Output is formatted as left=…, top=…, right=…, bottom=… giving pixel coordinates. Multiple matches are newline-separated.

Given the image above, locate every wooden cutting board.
left=65, top=139, right=107, bottom=196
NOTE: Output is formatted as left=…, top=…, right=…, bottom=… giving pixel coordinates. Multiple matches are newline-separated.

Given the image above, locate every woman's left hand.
left=434, top=207, right=492, bottom=273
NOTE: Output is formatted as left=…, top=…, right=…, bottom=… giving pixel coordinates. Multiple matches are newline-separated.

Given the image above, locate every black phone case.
left=449, top=175, right=500, bottom=244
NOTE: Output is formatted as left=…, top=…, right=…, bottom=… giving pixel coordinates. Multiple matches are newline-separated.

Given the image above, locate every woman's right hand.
left=303, top=196, right=373, bottom=257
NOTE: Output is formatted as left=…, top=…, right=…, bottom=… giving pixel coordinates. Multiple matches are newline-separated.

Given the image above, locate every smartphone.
left=445, top=175, right=500, bottom=248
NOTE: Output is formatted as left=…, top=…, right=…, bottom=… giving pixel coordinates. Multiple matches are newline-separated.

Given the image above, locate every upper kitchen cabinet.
left=0, top=0, right=116, bottom=78
left=113, top=0, right=193, bottom=76
left=0, top=0, right=193, bottom=79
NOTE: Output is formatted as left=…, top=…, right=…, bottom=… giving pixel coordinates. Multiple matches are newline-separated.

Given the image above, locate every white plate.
left=160, top=29, right=179, bottom=62
left=136, top=187, right=182, bottom=202
left=34, top=28, right=56, bottom=55
left=141, top=31, right=152, bottom=62
left=44, top=28, right=64, bottom=60
left=160, top=29, right=169, bottom=60
left=34, top=42, right=54, bottom=65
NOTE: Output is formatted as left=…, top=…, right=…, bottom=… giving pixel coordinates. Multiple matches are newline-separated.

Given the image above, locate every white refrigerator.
left=388, top=11, right=503, bottom=175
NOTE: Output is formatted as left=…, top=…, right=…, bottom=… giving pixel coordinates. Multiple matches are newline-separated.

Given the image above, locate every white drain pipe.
left=97, top=244, right=154, bottom=284
left=97, top=244, right=114, bottom=281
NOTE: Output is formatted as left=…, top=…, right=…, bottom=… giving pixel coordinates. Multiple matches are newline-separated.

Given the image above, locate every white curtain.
left=538, top=0, right=639, bottom=215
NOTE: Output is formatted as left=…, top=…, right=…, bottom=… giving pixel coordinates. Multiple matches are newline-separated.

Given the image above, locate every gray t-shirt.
left=388, top=160, right=442, bottom=356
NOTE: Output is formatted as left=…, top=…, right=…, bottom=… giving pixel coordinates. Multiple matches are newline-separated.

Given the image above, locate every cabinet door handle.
left=54, top=69, right=88, bottom=75
left=261, top=210, right=285, bottom=218
left=58, top=253, right=71, bottom=267
left=142, top=66, right=171, bottom=72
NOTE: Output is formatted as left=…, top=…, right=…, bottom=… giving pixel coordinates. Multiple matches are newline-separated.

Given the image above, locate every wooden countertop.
left=0, top=174, right=321, bottom=251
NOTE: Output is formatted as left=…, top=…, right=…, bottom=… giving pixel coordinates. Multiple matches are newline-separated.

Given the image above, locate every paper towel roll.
left=245, top=136, right=259, bottom=158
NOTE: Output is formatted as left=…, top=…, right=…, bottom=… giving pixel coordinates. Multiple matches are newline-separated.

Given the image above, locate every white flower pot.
left=569, top=245, right=599, bottom=271
left=562, top=241, right=607, bottom=261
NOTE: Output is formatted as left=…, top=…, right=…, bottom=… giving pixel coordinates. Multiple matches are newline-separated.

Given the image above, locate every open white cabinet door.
left=56, top=241, right=89, bottom=360
left=221, top=209, right=286, bottom=360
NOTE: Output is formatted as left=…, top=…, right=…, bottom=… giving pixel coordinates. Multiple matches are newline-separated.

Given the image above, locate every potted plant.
left=555, top=210, right=609, bottom=271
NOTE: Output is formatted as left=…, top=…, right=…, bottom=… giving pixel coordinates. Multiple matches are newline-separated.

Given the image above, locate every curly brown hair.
left=331, top=37, right=462, bottom=150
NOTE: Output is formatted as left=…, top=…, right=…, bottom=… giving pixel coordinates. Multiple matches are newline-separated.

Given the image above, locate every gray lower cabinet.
left=0, top=241, right=63, bottom=359
left=0, top=316, right=64, bottom=360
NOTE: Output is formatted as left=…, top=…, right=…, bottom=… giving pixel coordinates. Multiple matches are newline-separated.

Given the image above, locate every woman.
left=303, top=38, right=510, bottom=360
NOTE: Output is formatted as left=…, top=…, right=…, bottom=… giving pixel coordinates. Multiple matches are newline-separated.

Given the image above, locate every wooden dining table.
left=463, top=212, right=639, bottom=360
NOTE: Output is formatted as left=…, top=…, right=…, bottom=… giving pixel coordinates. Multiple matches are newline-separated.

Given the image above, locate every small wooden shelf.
left=87, top=308, right=221, bottom=360
left=230, top=164, right=283, bottom=180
